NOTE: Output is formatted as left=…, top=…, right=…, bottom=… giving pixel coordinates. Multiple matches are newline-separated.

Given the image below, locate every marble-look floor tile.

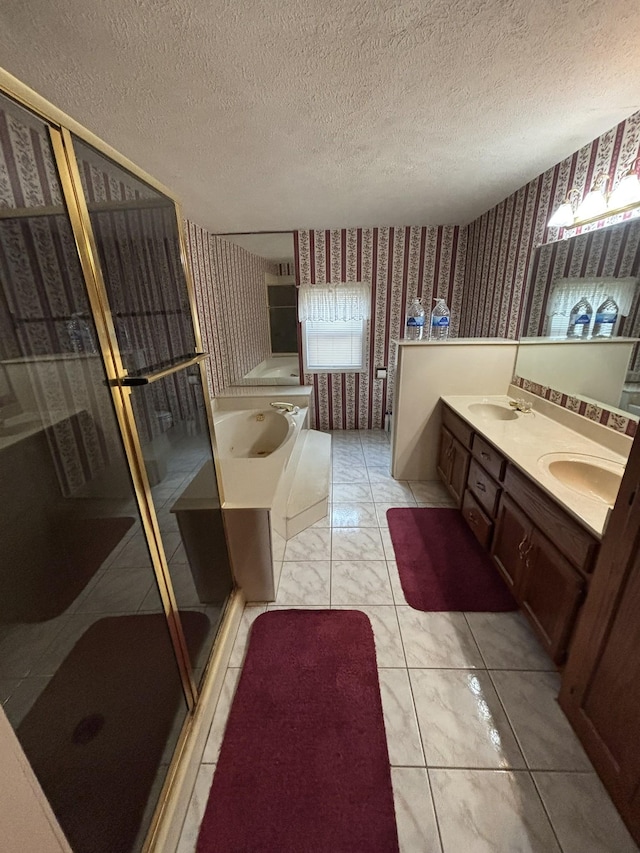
left=410, top=669, right=525, bottom=769
left=77, top=566, right=154, bottom=614
left=380, top=528, right=398, bottom=561
left=331, top=528, right=385, bottom=561
left=228, top=605, right=267, bottom=667
left=0, top=679, right=18, bottom=704
left=2, top=675, right=50, bottom=727
left=331, top=560, right=393, bottom=605
left=409, top=480, right=456, bottom=505
left=533, top=771, right=638, bottom=853
left=28, top=614, right=102, bottom=676
left=275, top=561, right=331, bottom=605
left=378, top=668, right=425, bottom=766
left=282, top=527, right=331, bottom=561
left=266, top=605, right=328, bottom=610
left=107, top=532, right=153, bottom=569
left=331, top=482, right=374, bottom=503
left=397, top=609, right=484, bottom=668
left=492, top=670, right=593, bottom=771
left=331, top=502, right=379, bottom=527
left=0, top=618, right=69, bottom=679
left=363, top=447, right=391, bottom=464
left=392, top=767, right=442, bottom=853
left=176, top=763, right=216, bottom=853
left=202, top=668, right=241, bottom=763
left=331, top=465, right=370, bottom=484
left=271, top=529, right=286, bottom=563
left=386, top=560, right=408, bottom=605
left=369, top=478, right=416, bottom=503
left=332, top=605, right=405, bottom=667
left=430, top=769, right=560, bottom=852
left=374, top=503, right=416, bottom=528
left=465, top=612, right=552, bottom=670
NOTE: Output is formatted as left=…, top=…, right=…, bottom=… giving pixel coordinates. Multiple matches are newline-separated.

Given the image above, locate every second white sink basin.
left=468, top=402, right=519, bottom=421
left=539, top=452, right=624, bottom=505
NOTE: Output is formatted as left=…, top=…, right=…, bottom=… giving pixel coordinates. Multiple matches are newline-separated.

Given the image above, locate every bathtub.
left=212, top=399, right=308, bottom=508
left=214, top=407, right=296, bottom=458
left=242, top=356, right=300, bottom=384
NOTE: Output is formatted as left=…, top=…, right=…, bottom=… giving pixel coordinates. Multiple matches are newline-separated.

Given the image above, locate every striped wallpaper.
left=294, top=226, right=466, bottom=430
left=461, top=111, right=640, bottom=339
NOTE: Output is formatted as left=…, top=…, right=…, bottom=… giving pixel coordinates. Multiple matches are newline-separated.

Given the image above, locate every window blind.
left=545, top=277, right=637, bottom=337
left=303, top=319, right=365, bottom=371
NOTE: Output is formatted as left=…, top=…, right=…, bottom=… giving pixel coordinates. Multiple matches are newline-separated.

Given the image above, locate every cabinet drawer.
left=472, top=434, right=506, bottom=482
left=468, top=458, right=501, bottom=518
left=504, top=465, right=598, bottom=573
left=462, top=489, right=493, bottom=549
left=442, top=404, right=473, bottom=450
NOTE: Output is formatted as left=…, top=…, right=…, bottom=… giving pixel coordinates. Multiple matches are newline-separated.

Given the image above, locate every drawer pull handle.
left=475, top=481, right=486, bottom=492
left=481, top=451, right=490, bottom=460
left=518, top=534, right=529, bottom=559
left=468, top=512, right=477, bottom=525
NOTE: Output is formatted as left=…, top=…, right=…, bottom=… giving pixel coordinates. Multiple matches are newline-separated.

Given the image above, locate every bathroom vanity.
left=437, top=395, right=628, bottom=664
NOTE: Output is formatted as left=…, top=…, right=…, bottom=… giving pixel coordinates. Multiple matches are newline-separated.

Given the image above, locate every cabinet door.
left=491, top=494, right=531, bottom=593
left=437, top=427, right=453, bottom=487
left=520, top=528, right=585, bottom=664
left=449, top=436, right=470, bottom=507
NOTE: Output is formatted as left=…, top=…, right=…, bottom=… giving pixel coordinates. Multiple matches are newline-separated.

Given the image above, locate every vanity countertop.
left=441, top=394, right=629, bottom=538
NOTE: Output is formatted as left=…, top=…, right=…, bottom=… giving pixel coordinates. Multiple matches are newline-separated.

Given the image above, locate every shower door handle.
left=119, top=353, right=208, bottom=386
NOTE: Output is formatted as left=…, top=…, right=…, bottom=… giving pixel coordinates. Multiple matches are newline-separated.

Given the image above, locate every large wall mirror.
left=217, top=231, right=300, bottom=386
left=518, top=219, right=640, bottom=415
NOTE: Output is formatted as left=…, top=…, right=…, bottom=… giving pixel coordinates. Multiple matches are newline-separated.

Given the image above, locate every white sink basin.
left=468, top=403, right=519, bottom=422
left=539, top=452, right=624, bottom=505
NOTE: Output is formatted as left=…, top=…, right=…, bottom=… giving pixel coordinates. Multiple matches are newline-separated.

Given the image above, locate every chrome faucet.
left=270, top=401, right=299, bottom=414
left=509, top=398, right=533, bottom=413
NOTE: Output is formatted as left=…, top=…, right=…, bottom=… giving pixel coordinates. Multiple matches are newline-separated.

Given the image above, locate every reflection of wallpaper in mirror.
left=187, top=224, right=279, bottom=395
left=523, top=221, right=640, bottom=379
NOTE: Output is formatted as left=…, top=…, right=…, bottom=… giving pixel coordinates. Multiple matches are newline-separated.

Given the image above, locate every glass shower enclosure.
left=0, top=85, right=233, bottom=852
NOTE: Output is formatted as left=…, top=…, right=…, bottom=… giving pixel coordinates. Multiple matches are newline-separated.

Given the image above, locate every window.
left=545, top=276, right=637, bottom=337
left=298, top=283, right=370, bottom=372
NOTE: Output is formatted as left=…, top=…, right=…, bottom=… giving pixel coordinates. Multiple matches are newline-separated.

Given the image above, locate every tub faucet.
left=270, top=401, right=299, bottom=414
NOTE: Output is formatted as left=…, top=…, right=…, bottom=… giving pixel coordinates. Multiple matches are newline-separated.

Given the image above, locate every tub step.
left=286, top=430, right=331, bottom=539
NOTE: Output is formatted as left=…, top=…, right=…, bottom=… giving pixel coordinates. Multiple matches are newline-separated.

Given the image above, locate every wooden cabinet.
left=519, top=527, right=585, bottom=663
left=559, top=429, right=640, bottom=846
left=438, top=400, right=597, bottom=666
left=492, top=493, right=531, bottom=593
left=437, top=425, right=470, bottom=507
left=491, top=485, right=588, bottom=665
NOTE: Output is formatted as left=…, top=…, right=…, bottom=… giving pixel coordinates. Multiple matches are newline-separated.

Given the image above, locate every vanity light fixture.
left=548, top=155, right=640, bottom=229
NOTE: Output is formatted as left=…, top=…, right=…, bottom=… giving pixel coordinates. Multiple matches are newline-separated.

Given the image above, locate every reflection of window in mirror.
left=267, top=282, right=297, bottom=354
left=545, top=276, right=636, bottom=338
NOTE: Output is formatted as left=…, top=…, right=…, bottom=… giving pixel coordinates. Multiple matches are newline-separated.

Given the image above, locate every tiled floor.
left=177, top=429, right=639, bottom=853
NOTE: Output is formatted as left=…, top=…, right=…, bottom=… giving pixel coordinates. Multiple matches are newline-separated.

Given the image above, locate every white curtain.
left=298, top=282, right=371, bottom=322
left=545, top=276, right=637, bottom=336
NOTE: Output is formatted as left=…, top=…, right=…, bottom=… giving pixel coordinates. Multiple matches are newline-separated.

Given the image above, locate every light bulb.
left=608, top=173, right=640, bottom=210
left=547, top=201, right=575, bottom=228
left=575, top=189, right=608, bottom=222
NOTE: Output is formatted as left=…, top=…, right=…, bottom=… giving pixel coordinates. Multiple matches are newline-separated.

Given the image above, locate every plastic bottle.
left=430, top=298, right=451, bottom=341
left=566, top=297, right=592, bottom=339
left=405, top=297, right=425, bottom=341
left=592, top=297, right=619, bottom=338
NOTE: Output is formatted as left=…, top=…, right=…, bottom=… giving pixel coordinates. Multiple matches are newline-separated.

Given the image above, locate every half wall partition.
left=0, top=83, right=233, bottom=851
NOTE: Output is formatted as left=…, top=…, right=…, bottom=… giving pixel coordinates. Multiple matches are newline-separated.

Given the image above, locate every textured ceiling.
left=1, top=0, right=640, bottom=233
